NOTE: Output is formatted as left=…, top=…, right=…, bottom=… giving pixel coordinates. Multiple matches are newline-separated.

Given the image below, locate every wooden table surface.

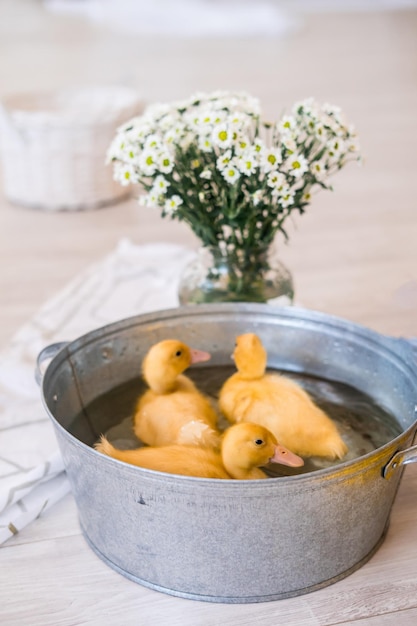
left=1, top=2, right=416, bottom=624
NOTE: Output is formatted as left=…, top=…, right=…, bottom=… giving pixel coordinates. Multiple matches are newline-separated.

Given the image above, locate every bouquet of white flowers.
left=108, top=91, right=360, bottom=302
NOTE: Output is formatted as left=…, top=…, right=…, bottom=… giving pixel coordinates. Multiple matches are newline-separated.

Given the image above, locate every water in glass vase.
left=178, top=245, right=294, bottom=305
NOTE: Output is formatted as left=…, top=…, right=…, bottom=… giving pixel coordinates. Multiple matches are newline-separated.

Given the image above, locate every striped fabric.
left=0, top=239, right=194, bottom=544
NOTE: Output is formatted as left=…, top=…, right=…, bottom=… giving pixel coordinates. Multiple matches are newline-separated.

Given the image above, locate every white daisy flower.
left=253, top=138, right=265, bottom=155
left=152, top=175, right=170, bottom=194
left=267, top=171, right=286, bottom=191
left=187, top=113, right=201, bottom=131
left=236, top=152, right=257, bottom=176
left=216, top=149, right=233, bottom=171
left=212, top=124, right=233, bottom=149
left=198, top=135, right=214, bottom=153
left=141, top=187, right=163, bottom=207
left=164, top=123, right=186, bottom=144
left=228, top=112, right=249, bottom=133
left=144, top=134, right=161, bottom=151
left=310, top=159, right=327, bottom=181
left=139, top=150, right=158, bottom=176
left=278, top=115, right=296, bottom=135
left=211, top=111, right=226, bottom=126
left=221, top=165, right=241, bottom=184
left=327, top=137, right=346, bottom=157
left=114, top=162, right=136, bottom=186
left=234, top=135, right=251, bottom=155
left=286, top=153, right=309, bottom=178
left=313, top=122, right=326, bottom=139
left=147, top=191, right=163, bottom=207
left=200, top=111, right=214, bottom=125
left=262, top=148, right=282, bottom=172
left=196, top=110, right=218, bottom=133
left=158, top=152, right=175, bottom=174
left=165, top=194, right=183, bottom=215
left=280, top=190, right=295, bottom=208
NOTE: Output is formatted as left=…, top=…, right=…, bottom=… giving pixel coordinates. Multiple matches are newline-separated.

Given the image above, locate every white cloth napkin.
left=0, top=239, right=195, bottom=544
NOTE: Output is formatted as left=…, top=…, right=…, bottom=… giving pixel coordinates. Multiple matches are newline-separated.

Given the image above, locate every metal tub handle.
left=383, top=445, right=417, bottom=479
left=382, top=336, right=417, bottom=479
left=35, top=342, right=68, bottom=385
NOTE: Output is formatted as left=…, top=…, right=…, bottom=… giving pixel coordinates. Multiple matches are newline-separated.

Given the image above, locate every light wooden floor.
left=1, top=2, right=417, bottom=624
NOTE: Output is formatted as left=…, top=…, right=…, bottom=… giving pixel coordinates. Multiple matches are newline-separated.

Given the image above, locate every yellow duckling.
left=133, top=339, right=221, bottom=448
left=219, top=333, right=348, bottom=460
left=95, top=422, right=304, bottom=479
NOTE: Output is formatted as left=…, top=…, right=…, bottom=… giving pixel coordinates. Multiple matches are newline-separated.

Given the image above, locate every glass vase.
left=178, top=244, right=294, bottom=305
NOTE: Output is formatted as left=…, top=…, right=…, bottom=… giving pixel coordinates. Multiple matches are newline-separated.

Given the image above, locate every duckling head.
left=221, top=422, right=304, bottom=479
left=142, top=339, right=211, bottom=394
left=233, top=333, right=267, bottom=379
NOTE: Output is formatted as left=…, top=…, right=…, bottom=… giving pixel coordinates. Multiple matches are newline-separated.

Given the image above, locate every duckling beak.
left=270, top=444, right=304, bottom=468
left=189, top=348, right=211, bottom=364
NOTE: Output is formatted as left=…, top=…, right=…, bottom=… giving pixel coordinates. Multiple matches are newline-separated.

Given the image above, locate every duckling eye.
left=175, top=350, right=182, bottom=357
left=254, top=439, right=264, bottom=446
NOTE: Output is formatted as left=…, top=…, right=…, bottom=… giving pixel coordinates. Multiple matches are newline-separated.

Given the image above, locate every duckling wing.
left=134, top=386, right=219, bottom=447
left=219, top=376, right=269, bottom=424
left=266, top=375, right=348, bottom=459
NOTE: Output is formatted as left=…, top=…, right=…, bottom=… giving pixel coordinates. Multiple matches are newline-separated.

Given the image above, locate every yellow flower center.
left=218, top=130, right=228, bottom=142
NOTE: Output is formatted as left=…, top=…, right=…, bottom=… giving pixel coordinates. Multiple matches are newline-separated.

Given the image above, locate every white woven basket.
left=0, top=86, right=144, bottom=211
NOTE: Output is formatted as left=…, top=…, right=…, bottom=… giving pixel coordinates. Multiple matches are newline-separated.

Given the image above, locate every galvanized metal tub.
left=38, top=304, right=417, bottom=603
